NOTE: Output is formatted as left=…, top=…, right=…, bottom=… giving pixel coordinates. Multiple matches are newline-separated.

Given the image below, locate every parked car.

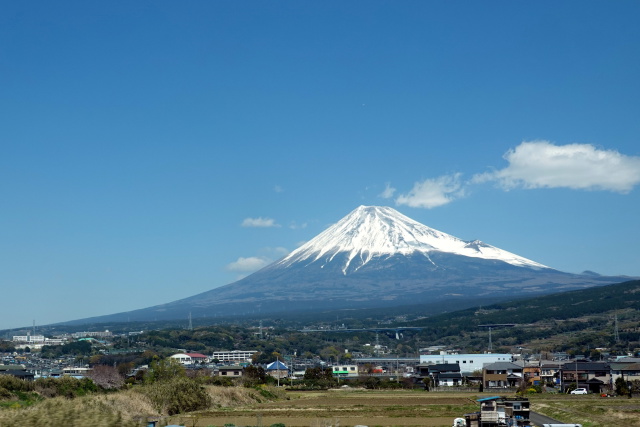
left=570, top=388, right=587, bottom=395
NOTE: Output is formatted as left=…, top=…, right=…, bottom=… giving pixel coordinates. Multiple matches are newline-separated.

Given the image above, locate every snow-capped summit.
left=278, top=205, right=548, bottom=273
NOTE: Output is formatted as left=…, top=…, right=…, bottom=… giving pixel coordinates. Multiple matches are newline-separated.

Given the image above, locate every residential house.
left=560, top=361, right=611, bottom=394
left=539, top=361, right=562, bottom=387
left=610, top=357, right=640, bottom=384
left=0, top=365, right=34, bottom=381
left=266, top=360, right=288, bottom=379
left=522, top=361, right=541, bottom=385
left=217, top=366, right=244, bottom=377
left=427, top=363, right=462, bottom=386
left=482, top=362, right=524, bottom=389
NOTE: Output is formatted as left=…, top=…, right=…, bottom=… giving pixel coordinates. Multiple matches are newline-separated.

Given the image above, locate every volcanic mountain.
left=67, top=206, right=631, bottom=324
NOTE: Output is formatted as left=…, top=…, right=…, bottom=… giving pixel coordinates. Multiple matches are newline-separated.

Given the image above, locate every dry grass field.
left=171, top=389, right=479, bottom=427
left=3, top=385, right=640, bottom=427
left=169, top=389, right=640, bottom=427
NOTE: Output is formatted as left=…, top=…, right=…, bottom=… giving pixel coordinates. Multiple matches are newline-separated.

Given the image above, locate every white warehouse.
left=419, top=352, right=513, bottom=374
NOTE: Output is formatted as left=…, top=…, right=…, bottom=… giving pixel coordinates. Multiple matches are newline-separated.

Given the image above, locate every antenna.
left=478, top=324, right=516, bottom=352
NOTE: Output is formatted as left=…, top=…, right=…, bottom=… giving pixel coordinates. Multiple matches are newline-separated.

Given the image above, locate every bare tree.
left=88, top=365, right=124, bottom=390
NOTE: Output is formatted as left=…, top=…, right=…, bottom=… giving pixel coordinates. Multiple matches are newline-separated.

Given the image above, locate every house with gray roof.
left=561, top=361, right=610, bottom=394
left=482, top=361, right=524, bottom=389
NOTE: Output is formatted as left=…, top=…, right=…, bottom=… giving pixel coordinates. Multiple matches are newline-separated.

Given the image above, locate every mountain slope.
left=62, top=206, right=634, bottom=325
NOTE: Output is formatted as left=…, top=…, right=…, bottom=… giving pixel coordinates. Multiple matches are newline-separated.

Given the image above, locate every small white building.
left=170, top=352, right=209, bottom=365
left=332, top=365, right=359, bottom=378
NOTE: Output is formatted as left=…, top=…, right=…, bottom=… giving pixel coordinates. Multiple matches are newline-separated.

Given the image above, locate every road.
left=530, top=410, right=566, bottom=426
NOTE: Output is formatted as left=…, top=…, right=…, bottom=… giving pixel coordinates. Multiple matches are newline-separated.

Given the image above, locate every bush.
left=0, top=375, right=34, bottom=393
left=142, top=376, right=211, bottom=415
left=202, top=376, right=235, bottom=387
left=144, top=358, right=185, bottom=384
left=34, top=377, right=98, bottom=399
left=0, top=386, right=13, bottom=399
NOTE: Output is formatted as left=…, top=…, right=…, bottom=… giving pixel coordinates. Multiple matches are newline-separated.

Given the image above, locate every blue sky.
left=2, top=1, right=639, bottom=330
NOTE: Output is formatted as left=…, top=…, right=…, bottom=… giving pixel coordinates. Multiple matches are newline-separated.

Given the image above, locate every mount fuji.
left=67, top=206, right=632, bottom=324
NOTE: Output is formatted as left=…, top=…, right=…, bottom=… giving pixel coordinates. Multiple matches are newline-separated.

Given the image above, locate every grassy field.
left=529, top=393, right=640, bottom=427
left=169, top=389, right=640, bottom=427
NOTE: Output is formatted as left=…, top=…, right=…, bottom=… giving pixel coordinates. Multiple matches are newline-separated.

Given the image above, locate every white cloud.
left=263, top=246, right=290, bottom=259
left=379, top=183, right=396, bottom=199
left=274, top=185, right=284, bottom=193
left=395, top=173, right=465, bottom=209
left=475, top=141, right=640, bottom=193
left=289, top=221, right=308, bottom=230
left=241, top=217, right=280, bottom=228
left=226, top=256, right=270, bottom=273
left=226, top=247, right=290, bottom=276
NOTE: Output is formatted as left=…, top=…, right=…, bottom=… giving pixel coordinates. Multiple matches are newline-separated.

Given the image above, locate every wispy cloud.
left=474, top=141, right=640, bottom=193
left=226, top=257, right=270, bottom=273
left=274, top=185, right=284, bottom=193
left=226, top=247, right=290, bottom=277
left=379, top=183, right=396, bottom=199
left=241, top=217, right=280, bottom=228
left=395, top=173, right=465, bottom=208
left=289, top=221, right=308, bottom=230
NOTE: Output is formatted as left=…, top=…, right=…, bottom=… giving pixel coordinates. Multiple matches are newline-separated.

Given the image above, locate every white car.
left=570, top=388, right=587, bottom=395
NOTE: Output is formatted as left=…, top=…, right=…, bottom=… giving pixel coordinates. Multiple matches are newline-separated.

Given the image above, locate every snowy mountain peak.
left=278, top=205, right=549, bottom=273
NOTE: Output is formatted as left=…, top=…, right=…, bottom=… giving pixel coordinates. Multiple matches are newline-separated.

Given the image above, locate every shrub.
left=144, top=358, right=185, bottom=384
left=34, top=377, right=98, bottom=399
left=0, top=386, right=13, bottom=399
left=142, top=376, right=211, bottom=415
left=0, top=375, right=34, bottom=393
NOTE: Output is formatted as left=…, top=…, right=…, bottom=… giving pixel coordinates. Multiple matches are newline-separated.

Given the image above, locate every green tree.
left=144, top=358, right=185, bottom=384
left=244, top=365, right=267, bottom=384
left=615, top=377, right=630, bottom=396
left=303, top=367, right=333, bottom=381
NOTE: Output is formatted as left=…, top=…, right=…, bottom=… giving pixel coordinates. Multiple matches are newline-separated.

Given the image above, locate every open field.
left=528, top=394, right=640, bottom=427
left=169, top=389, right=640, bottom=427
